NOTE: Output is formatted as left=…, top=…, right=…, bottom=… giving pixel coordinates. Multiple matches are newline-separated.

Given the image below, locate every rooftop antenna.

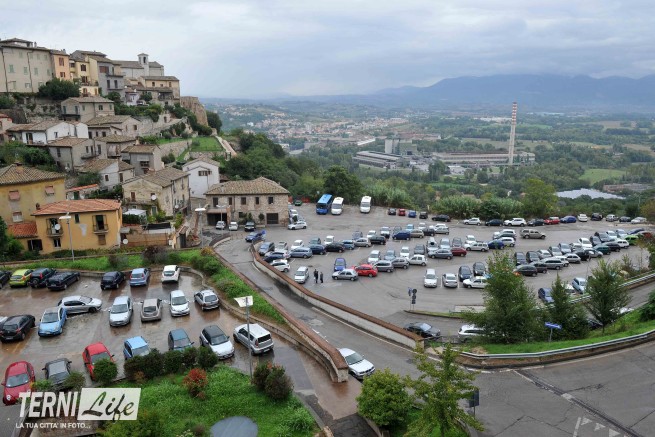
left=508, top=102, right=518, bottom=165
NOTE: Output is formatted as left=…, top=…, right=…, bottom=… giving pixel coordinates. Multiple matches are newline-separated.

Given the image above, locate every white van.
left=424, top=269, right=438, bottom=288
left=331, top=197, right=344, bottom=215
left=294, top=266, right=309, bottom=284
left=360, top=196, right=371, bottom=214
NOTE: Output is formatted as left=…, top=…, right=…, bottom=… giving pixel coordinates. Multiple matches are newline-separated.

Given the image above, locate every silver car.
left=194, top=289, right=220, bottom=310
left=141, top=298, right=162, bottom=322
left=109, top=296, right=132, bottom=326
left=170, top=290, right=190, bottom=316
left=58, top=295, right=102, bottom=314
left=442, top=273, right=458, bottom=288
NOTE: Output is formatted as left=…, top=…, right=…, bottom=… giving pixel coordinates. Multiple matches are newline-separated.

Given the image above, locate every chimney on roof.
left=14, top=162, right=23, bottom=174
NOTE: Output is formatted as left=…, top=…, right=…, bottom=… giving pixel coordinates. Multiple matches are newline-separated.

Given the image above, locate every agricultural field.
left=581, top=168, right=626, bottom=184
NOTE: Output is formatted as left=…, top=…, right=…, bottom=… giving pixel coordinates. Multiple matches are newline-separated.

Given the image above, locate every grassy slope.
left=581, top=168, right=626, bottom=184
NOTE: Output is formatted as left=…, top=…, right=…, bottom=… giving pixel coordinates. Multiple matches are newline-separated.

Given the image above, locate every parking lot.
left=247, top=203, right=650, bottom=336
left=0, top=273, right=286, bottom=385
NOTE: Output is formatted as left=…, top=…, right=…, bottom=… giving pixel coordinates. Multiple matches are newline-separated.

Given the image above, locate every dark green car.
left=294, top=199, right=303, bottom=206
left=593, top=244, right=610, bottom=255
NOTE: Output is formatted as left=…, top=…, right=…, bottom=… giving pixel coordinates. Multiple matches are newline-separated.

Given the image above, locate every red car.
left=398, top=209, right=406, bottom=216
left=451, top=247, right=467, bottom=257
left=354, top=264, right=378, bottom=277
left=544, top=217, right=560, bottom=225
left=3, top=361, right=35, bottom=405
left=82, top=343, right=114, bottom=380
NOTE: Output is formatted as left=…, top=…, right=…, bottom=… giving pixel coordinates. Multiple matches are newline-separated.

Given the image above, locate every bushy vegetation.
left=37, top=78, right=80, bottom=100
left=357, top=368, right=411, bottom=427
left=93, top=359, right=118, bottom=386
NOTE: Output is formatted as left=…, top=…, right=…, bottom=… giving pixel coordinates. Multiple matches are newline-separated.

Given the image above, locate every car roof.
left=170, top=290, right=185, bottom=297
left=113, top=296, right=130, bottom=304
left=198, top=289, right=215, bottom=296
left=85, top=342, right=109, bottom=355
left=235, top=323, right=268, bottom=336
left=339, top=347, right=355, bottom=356
left=12, top=269, right=30, bottom=274
left=132, top=268, right=146, bottom=274
left=43, top=307, right=60, bottom=314
left=169, top=328, right=188, bottom=339
left=163, top=265, right=177, bottom=271
left=5, top=361, right=30, bottom=376
left=143, top=298, right=160, bottom=305
left=5, top=315, right=28, bottom=323
left=125, top=336, right=147, bottom=348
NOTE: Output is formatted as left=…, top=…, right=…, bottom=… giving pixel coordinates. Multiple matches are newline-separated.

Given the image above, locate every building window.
left=8, top=64, right=14, bottom=73
left=119, top=173, right=124, bottom=183
left=56, top=149, right=61, bottom=158
left=99, top=66, right=109, bottom=74
left=59, top=72, right=65, bottom=78
left=81, top=65, right=87, bottom=72
left=34, top=67, right=38, bottom=75
left=104, top=174, right=109, bottom=182
left=53, top=238, right=61, bottom=248
left=12, top=211, right=23, bottom=222
left=140, top=161, right=149, bottom=168
left=23, top=66, right=28, bottom=75
left=255, top=197, right=260, bottom=205
left=94, top=214, right=107, bottom=231
left=25, top=83, right=31, bottom=89
left=131, top=192, right=136, bottom=202
left=9, top=190, right=20, bottom=201
left=102, top=132, right=106, bottom=137
left=74, top=214, right=80, bottom=224
left=198, top=170, right=211, bottom=176
left=228, top=197, right=232, bottom=206
left=268, top=196, right=274, bottom=204
left=28, top=240, right=43, bottom=251
left=99, top=105, right=103, bottom=110
left=151, top=82, right=155, bottom=86
left=241, top=197, right=246, bottom=205
left=114, top=80, right=118, bottom=88
left=59, top=57, right=65, bottom=66
left=98, top=234, right=106, bottom=245
left=45, top=186, right=55, bottom=195
left=133, top=125, right=137, bottom=131
left=213, top=197, right=219, bottom=207
left=88, top=132, right=92, bottom=139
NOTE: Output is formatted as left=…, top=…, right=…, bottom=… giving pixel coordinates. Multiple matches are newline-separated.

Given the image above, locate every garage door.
left=266, top=213, right=279, bottom=225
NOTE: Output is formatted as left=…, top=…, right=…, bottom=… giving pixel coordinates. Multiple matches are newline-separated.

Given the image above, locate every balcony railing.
left=93, top=224, right=109, bottom=234
left=46, top=227, right=63, bottom=237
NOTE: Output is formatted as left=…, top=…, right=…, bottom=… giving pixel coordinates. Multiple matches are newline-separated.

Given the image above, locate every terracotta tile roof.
left=8, top=222, right=38, bottom=238
left=6, top=123, right=34, bottom=132
left=116, top=60, right=141, bottom=69
left=141, top=76, right=179, bottom=81
left=66, top=184, right=99, bottom=192
left=205, top=177, right=289, bottom=196
left=96, top=134, right=136, bottom=143
left=32, top=199, right=121, bottom=216
left=124, top=167, right=187, bottom=187
left=79, top=159, right=135, bottom=173
left=183, top=157, right=221, bottom=168
left=86, top=115, right=133, bottom=126
left=25, top=120, right=63, bottom=131
left=118, top=161, right=134, bottom=171
left=47, top=137, right=89, bottom=147
left=123, top=144, right=158, bottom=153
left=63, top=96, right=113, bottom=104
left=0, top=164, right=65, bottom=186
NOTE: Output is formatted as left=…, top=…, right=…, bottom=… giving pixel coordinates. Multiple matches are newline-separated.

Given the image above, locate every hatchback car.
left=270, top=259, right=291, bottom=272
left=387, top=207, right=396, bottom=215
left=229, top=221, right=239, bottom=231
left=43, top=358, right=72, bottom=390
left=429, top=248, right=453, bottom=259
left=200, top=325, right=234, bottom=359
left=47, top=271, right=80, bottom=291
left=123, top=336, right=151, bottom=359
left=384, top=249, right=397, bottom=261
left=264, top=252, right=288, bottom=263
left=485, top=218, right=503, bottom=226
left=290, top=247, right=313, bottom=258
left=468, top=242, right=489, bottom=252
left=194, top=289, right=220, bottom=310
left=458, top=324, right=484, bottom=342
left=487, top=240, right=505, bottom=250
left=538, top=287, right=554, bottom=303
left=404, top=322, right=441, bottom=339
left=129, top=268, right=150, bottom=286
left=170, top=290, right=190, bottom=317
left=332, top=269, right=358, bottom=281
left=109, top=296, right=133, bottom=326
left=463, top=276, right=488, bottom=289
left=458, top=265, right=473, bottom=282
left=161, top=265, right=181, bottom=283
left=82, top=342, right=114, bottom=380
left=463, top=217, right=482, bottom=225
left=141, top=298, right=163, bottom=322
left=9, top=269, right=33, bottom=287
left=325, top=242, right=346, bottom=253
left=244, top=221, right=256, bottom=231
left=513, top=264, right=538, bottom=277
left=168, top=328, right=194, bottom=351
left=373, top=260, right=394, bottom=272
left=543, top=258, right=566, bottom=270
left=560, top=216, right=577, bottom=223
left=58, top=295, right=102, bottom=314
left=287, top=220, right=307, bottom=230
left=100, top=271, right=126, bottom=290
left=29, top=268, right=56, bottom=288
left=530, top=261, right=549, bottom=273
left=339, top=348, right=375, bottom=380
left=354, top=264, right=378, bottom=277
left=38, top=307, right=67, bottom=337
left=233, top=323, right=274, bottom=354
left=571, top=277, right=587, bottom=294
left=215, top=220, right=226, bottom=230
left=258, top=241, right=275, bottom=256
left=472, top=262, right=487, bottom=277
left=0, top=315, right=35, bottom=342
left=451, top=247, right=467, bottom=257
left=2, top=361, right=35, bottom=405
left=390, top=257, right=410, bottom=269
left=408, top=254, right=427, bottom=266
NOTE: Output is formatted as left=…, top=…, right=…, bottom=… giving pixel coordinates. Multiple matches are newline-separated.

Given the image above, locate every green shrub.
left=102, top=409, right=164, bottom=436
left=94, top=359, right=118, bottom=386
left=181, top=347, right=198, bottom=369
left=196, top=346, right=218, bottom=370
left=356, top=368, right=411, bottom=427
left=640, top=290, right=655, bottom=321
left=281, top=405, right=315, bottom=432
left=32, top=379, right=54, bottom=392
left=264, top=364, right=293, bottom=401
left=182, top=368, right=208, bottom=397
left=124, top=356, right=144, bottom=382
left=107, top=253, right=128, bottom=270
left=142, top=348, right=164, bottom=379
left=62, top=371, right=85, bottom=392
left=253, top=362, right=272, bottom=391
left=163, top=350, right=184, bottom=374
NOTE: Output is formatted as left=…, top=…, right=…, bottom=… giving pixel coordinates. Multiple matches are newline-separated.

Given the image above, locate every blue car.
left=392, top=231, right=411, bottom=241
left=309, top=244, right=327, bottom=255
left=129, top=268, right=151, bottom=286
left=341, top=240, right=356, bottom=250
left=334, top=257, right=347, bottom=272
left=245, top=230, right=266, bottom=243
left=123, top=336, right=151, bottom=359
left=486, top=240, right=506, bottom=250
left=561, top=216, right=577, bottom=223
left=408, top=210, right=417, bottom=218
left=38, top=307, right=66, bottom=337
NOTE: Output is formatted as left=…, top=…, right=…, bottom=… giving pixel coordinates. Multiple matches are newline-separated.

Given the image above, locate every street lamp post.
left=195, top=207, right=206, bottom=248
left=59, top=214, right=74, bottom=260
left=234, top=296, right=254, bottom=381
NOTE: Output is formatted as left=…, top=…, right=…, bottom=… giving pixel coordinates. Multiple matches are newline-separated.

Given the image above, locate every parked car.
left=504, top=218, right=527, bottom=227
left=467, top=242, right=489, bottom=252
left=526, top=251, right=541, bottom=263
left=38, top=307, right=66, bottom=337
left=463, top=276, right=488, bottom=289
left=0, top=315, right=35, bottom=342
left=339, top=348, right=375, bottom=380
left=325, top=242, right=346, bottom=253
left=43, top=358, right=72, bottom=390
left=606, top=214, right=618, bottom=222
left=527, top=218, right=545, bottom=226
left=513, top=264, right=538, bottom=277
left=2, top=361, right=35, bottom=405
left=141, top=298, right=163, bottom=322
left=82, top=344, right=114, bottom=379
left=380, top=227, right=391, bottom=238
left=258, top=241, right=275, bottom=256
left=391, top=231, right=411, bottom=241
left=472, top=262, right=486, bottom=277
left=168, top=328, right=194, bottom=351
left=521, top=228, right=546, bottom=239
left=199, top=325, right=234, bottom=359
left=129, top=268, right=150, bottom=286
left=408, top=254, right=427, bottom=266
left=161, top=265, right=181, bottom=283
left=544, top=217, right=560, bottom=225
left=9, top=269, right=33, bottom=287
left=170, top=290, right=190, bottom=317
left=305, top=243, right=324, bottom=255
left=404, top=322, right=441, bottom=339
left=423, top=269, right=438, bottom=287
left=289, top=247, right=313, bottom=258
left=619, top=216, right=632, bottom=223
left=46, top=271, right=80, bottom=291
left=215, top=220, right=226, bottom=230
left=100, top=271, right=125, bottom=290
left=632, top=217, right=647, bottom=224
left=538, top=287, right=554, bottom=304
left=354, top=237, right=371, bottom=247
left=428, top=248, right=453, bottom=259
left=368, top=250, right=382, bottom=263
left=571, top=277, right=587, bottom=294
left=369, top=235, right=387, bottom=245
left=354, top=264, right=378, bottom=277
left=458, top=324, right=484, bottom=342
left=410, top=229, right=425, bottom=238
left=549, top=246, right=563, bottom=257
left=432, top=225, right=450, bottom=235
left=398, top=208, right=406, bottom=216
left=194, top=289, right=220, bottom=310
left=530, top=261, right=549, bottom=273
left=334, top=257, right=347, bottom=272
left=594, top=244, right=611, bottom=255
left=577, top=214, right=589, bottom=222
left=29, top=268, right=57, bottom=288
left=605, top=241, right=622, bottom=252
left=590, top=213, right=603, bottom=221
left=270, top=259, right=291, bottom=272
left=485, top=219, right=503, bottom=226
left=419, top=211, right=428, bottom=219
left=431, top=214, right=451, bottom=222
left=463, top=217, right=481, bottom=225
left=244, top=221, right=256, bottom=231
left=287, top=220, right=307, bottom=230
left=565, top=253, right=582, bottom=264
left=109, top=296, right=133, bottom=326
left=387, top=208, right=396, bottom=215
left=233, top=323, right=274, bottom=354
left=383, top=249, right=397, bottom=261
left=458, top=265, right=473, bottom=282
left=122, top=336, right=150, bottom=360
left=560, top=216, right=577, bottom=223
left=0, top=270, right=10, bottom=288
left=229, top=221, right=239, bottom=231
left=332, top=269, right=358, bottom=281
left=442, top=273, right=458, bottom=288
left=487, top=240, right=505, bottom=250
left=373, top=260, right=394, bottom=272
left=57, top=296, right=102, bottom=315
left=543, top=258, right=566, bottom=270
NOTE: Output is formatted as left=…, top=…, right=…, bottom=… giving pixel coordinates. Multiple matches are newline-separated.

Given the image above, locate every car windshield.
left=173, top=338, right=190, bottom=348
left=344, top=352, right=364, bottom=365
left=210, top=333, right=229, bottom=345
left=42, top=312, right=59, bottom=323
left=143, top=305, right=158, bottom=313
left=204, top=294, right=218, bottom=302
left=3, top=323, right=18, bottom=331
left=425, top=273, right=436, bottom=279
left=48, top=361, right=68, bottom=375
left=171, top=296, right=187, bottom=305
left=132, top=273, right=143, bottom=279
left=91, top=352, right=111, bottom=364
left=418, top=323, right=432, bottom=331
left=102, top=273, right=115, bottom=280
left=110, top=304, right=128, bottom=314
left=578, top=279, right=587, bottom=286
left=163, top=271, right=175, bottom=276
left=5, top=373, right=29, bottom=388
left=131, top=345, right=150, bottom=356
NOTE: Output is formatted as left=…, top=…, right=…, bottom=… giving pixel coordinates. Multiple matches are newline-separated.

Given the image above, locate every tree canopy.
left=585, top=260, right=630, bottom=331
left=37, top=78, right=80, bottom=100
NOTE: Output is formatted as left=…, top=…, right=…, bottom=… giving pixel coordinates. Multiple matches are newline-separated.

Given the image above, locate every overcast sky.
left=2, top=0, right=654, bottom=98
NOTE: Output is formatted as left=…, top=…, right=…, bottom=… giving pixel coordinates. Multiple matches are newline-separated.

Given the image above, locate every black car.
left=526, top=251, right=540, bottom=263
left=618, top=216, right=631, bottom=223
left=485, top=219, right=503, bottom=226
left=47, top=272, right=81, bottom=291
left=605, top=241, right=621, bottom=252
left=422, top=227, right=435, bottom=236
left=515, top=252, right=528, bottom=265
left=458, top=265, right=472, bottom=282
left=29, top=268, right=57, bottom=288
left=431, top=214, right=451, bottom=222
left=403, top=322, right=441, bottom=339
left=244, top=221, right=256, bottom=231
left=0, top=270, right=12, bottom=288
left=325, top=242, right=346, bottom=253
left=43, top=358, right=72, bottom=391
left=528, top=218, right=545, bottom=226
left=387, top=208, right=396, bottom=215
left=100, top=271, right=126, bottom=290
left=514, top=264, right=538, bottom=277
left=0, top=315, right=35, bottom=342
left=591, top=213, right=603, bottom=221
left=369, top=235, right=387, bottom=245
left=419, top=211, right=428, bottom=219
left=472, top=262, right=486, bottom=277
left=263, top=252, right=287, bottom=263
left=308, top=244, right=327, bottom=255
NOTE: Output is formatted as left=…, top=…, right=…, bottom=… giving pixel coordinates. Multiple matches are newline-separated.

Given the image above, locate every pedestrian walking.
left=319, top=272, right=324, bottom=283
left=314, top=269, right=319, bottom=284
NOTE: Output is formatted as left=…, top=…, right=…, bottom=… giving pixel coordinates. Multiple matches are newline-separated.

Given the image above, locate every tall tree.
left=322, top=165, right=362, bottom=203
left=357, top=368, right=411, bottom=428
left=585, top=259, right=630, bottom=332
left=206, top=112, right=222, bottom=133
left=522, top=178, right=557, bottom=218
left=545, top=275, right=589, bottom=340
left=0, top=217, right=23, bottom=261
left=405, top=345, right=483, bottom=437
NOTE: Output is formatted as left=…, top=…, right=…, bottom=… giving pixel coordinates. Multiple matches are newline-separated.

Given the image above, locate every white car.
left=418, top=222, right=427, bottom=231
left=294, top=266, right=310, bottom=284
left=339, top=348, right=375, bottom=380
left=577, top=214, right=588, bottom=222
left=631, top=217, right=647, bottom=224
left=228, top=221, right=238, bottom=231
left=277, top=241, right=289, bottom=252
left=287, top=220, right=307, bottom=230
left=464, top=235, right=477, bottom=248
left=615, top=239, right=629, bottom=248
left=324, top=235, right=335, bottom=244
left=215, top=220, right=226, bottom=230
left=399, top=246, right=411, bottom=259
left=367, top=250, right=381, bottom=264
left=565, top=253, right=581, bottom=264
left=270, top=259, right=290, bottom=272
left=169, top=290, right=190, bottom=317
left=578, top=238, right=593, bottom=250
left=367, top=230, right=377, bottom=238
left=463, top=276, right=488, bottom=289
left=463, top=218, right=481, bottom=225
left=161, top=265, right=180, bottom=283
left=290, top=240, right=304, bottom=250
left=467, top=242, right=489, bottom=252
left=408, top=254, right=427, bottom=266
left=503, top=218, right=527, bottom=227
left=433, top=225, right=449, bottom=234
